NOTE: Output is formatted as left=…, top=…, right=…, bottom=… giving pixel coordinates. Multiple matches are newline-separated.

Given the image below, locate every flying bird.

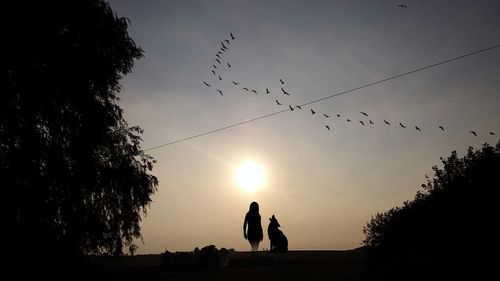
left=280, top=79, right=285, bottom=84
left=230, top=32, right=235, bottom=40
left=369, top=120, right=374, bottom=125
left=439, top=126, right=444, bottom=131
left=323, top=114, right=330, bottom=118
left=232, top=81, right=240, bottom=85
left=360, top=112, right=368, bottom=116
left=217, top=51, right=223, bottom=55
left=415, top=126, right=422, bottom=132
left=311, top=109, right=316, bottom=114
left=215, top=54, right=220, bottom=58
left=224, top=39, right=230, bottom=45
left=470, top=131, right=477, bottom=137
left=336, top=114, right=341, bottom=117
left=384, top=120, right=391, bottom=125
left=251, top=89, right=257, bottom=94
left=399, top=122, right=406, bottom=128
left=213, top=64, right=218, bottom=69
left=346, top=119, right=352, bottom=122
left=295, top=105, right=302, bottom=110
left=397, top=4, right=407, bottom=8
left=216, top=89, right=223, bottom=96
left=281, top=88, right=290, bottom=95
left=325, top=125, right=331, bottom=130
left=266, top=88, right=270, bottom=94
left=289, top=105, right=294, bottom=111
left=220, top=47, right=226, bottom=53
left=490, top=131, right=496, bottom=135
left=211, top=70, right=216, bottom=75
left=214, top=58, right=221, bottom=64
left=221, top=42, right=227, bottom=49
left=359, top=120, right=365, bottom=126
left=242, top=87, right=249, bottom=91
left=203, top=81, right=211, bottom=87
left=276, top=99, right=282, bottom=105
left=227, top=62, right=231, bottom=68
left=218, top=75, right=222, bottom=81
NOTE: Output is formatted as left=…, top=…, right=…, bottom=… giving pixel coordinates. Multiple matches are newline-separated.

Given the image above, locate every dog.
left=267, top=215, right=288, bottom=253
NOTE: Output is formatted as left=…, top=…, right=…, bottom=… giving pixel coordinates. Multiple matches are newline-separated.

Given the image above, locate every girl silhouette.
left=243, top=201, right=263, bottom=251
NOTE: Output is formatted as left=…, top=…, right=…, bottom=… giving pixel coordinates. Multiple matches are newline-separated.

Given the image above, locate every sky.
left=106, top=0, right=500, bottom=254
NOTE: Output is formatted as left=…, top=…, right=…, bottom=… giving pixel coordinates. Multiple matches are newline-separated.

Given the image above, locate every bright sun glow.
left=234, top=161, right=266, bottom=193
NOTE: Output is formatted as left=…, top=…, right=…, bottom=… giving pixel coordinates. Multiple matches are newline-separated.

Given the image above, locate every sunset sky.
left=107, top=0, right=500, bottom=254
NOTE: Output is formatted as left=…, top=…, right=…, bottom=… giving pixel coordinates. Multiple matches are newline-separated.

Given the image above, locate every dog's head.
left=269, top=215, right=280, bottom=228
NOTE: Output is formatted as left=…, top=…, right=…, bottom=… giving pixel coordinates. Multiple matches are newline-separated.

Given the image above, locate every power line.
left=143, top=43, right=500, bottom=152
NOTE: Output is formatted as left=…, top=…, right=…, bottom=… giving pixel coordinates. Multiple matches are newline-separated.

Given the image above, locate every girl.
left=243, top=202, right=263, bottom=251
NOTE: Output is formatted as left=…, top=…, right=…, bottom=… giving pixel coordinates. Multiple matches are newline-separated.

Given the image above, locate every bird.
left=323, top=114, right=330, bottom=118
left=217, top=51, right=223, bottom=55
left=490, top=131, right=496, bottom=135
left=216, top=89, right=223, bottom=96
left=224, top=39, right=230, bottom=45
left=346, top=119, right=352, bottom=122
left=214, top=58, right=221, bottom=64
left=266, top=88, right=270, bottom=94
left=211, top=70, right=216, bottom=75
left=384, top=120, right=391, bottom=126
left=415, top=126, right=422, bottom=132
left=369, top=120, right=374, bottom=125
left=280, top=79, right=285, bottom=84
left=295, top=105, right=302, bottom=110
left=470, top=131, right=477, bottom=137
left=215, top=54, right=220, bottom=59
left=230, top=32, right=235, bottom=40
left=311, top=109, right=316, bottom=114
left=399, top=122, right=406, bottom=128
left=218, top=75, right=222, bottom=81
left=360, top=112, right=368, bottom=116
left=242, top=87, right=249, bottom=91
left=336, top=114, right=342, bottom=117
left=276, top=99, right=282, bottom=105
left=397, top=4, right=407, bottom=8
left=203, top=81, right=211, bottom=87
left=439, top=126, right=444, bottom=131
left=227, top=62, right=231, bottom=68
left=289, top=105, right=294, bottom=111
left=359, top=120, right=365, bottom=126
left=213, top=64, right=218, bottom=69
left=220, top=47, right=225, bottom=53
left=221, top=42, right=227, bottom=49
left=232, top=81, right=240, bottom=85
left=325, top=125, right=331, bottom=130
left=251, top=89, right=257, bottom=94
left=281, top=88, right=290, bottom=95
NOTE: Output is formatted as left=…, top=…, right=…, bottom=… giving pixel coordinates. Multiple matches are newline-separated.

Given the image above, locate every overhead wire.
left=143, top=43, right=500, bottom=152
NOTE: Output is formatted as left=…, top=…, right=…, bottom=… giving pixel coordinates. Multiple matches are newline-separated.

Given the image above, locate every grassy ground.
left=89, top=249, right=367, bottom=281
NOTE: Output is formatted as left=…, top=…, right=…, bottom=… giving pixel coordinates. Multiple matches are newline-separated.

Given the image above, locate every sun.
left=233, top=160, right=266, bottom=193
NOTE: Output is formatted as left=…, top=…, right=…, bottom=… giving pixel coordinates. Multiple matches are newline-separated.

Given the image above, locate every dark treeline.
left=363, top=141, right=500, bottom=280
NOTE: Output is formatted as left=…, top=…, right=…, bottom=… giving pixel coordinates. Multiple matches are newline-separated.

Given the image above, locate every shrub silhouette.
left=363, top=141, right=500, bottom=280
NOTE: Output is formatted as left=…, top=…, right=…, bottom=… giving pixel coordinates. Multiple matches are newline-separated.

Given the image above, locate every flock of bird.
left=201, top=33, right=496, bottom=140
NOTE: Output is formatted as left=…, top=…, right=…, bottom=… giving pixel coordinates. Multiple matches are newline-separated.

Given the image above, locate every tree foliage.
left=363, top=141, right=500, bottom=279
left=1, top=0, right=157, bottom=257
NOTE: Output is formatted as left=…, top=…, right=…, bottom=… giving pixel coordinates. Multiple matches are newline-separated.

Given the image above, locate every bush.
left=363, top=141, right=500, bottom=280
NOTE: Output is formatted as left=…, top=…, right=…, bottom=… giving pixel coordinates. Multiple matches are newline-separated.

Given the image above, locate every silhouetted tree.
left=1, top=0, right=157, bottom=260
left=363, top=141, right=500, bottom=280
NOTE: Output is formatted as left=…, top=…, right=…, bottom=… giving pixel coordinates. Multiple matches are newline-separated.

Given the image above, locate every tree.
left=1, top=0, right=157, bottom=258
left=363, top=141, right=500, bottom=280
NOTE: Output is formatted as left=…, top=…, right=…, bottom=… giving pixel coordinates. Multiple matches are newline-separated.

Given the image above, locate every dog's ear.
left=272, top=215, right=275, bottom=219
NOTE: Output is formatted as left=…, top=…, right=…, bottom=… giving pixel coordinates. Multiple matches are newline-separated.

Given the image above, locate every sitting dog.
left=267, top=215, right=288, bottom=253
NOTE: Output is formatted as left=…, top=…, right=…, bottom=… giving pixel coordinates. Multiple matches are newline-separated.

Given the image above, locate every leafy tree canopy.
left=1, top=0, right=157, bottom=257
left=363, top=141, right=500, bottom=279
